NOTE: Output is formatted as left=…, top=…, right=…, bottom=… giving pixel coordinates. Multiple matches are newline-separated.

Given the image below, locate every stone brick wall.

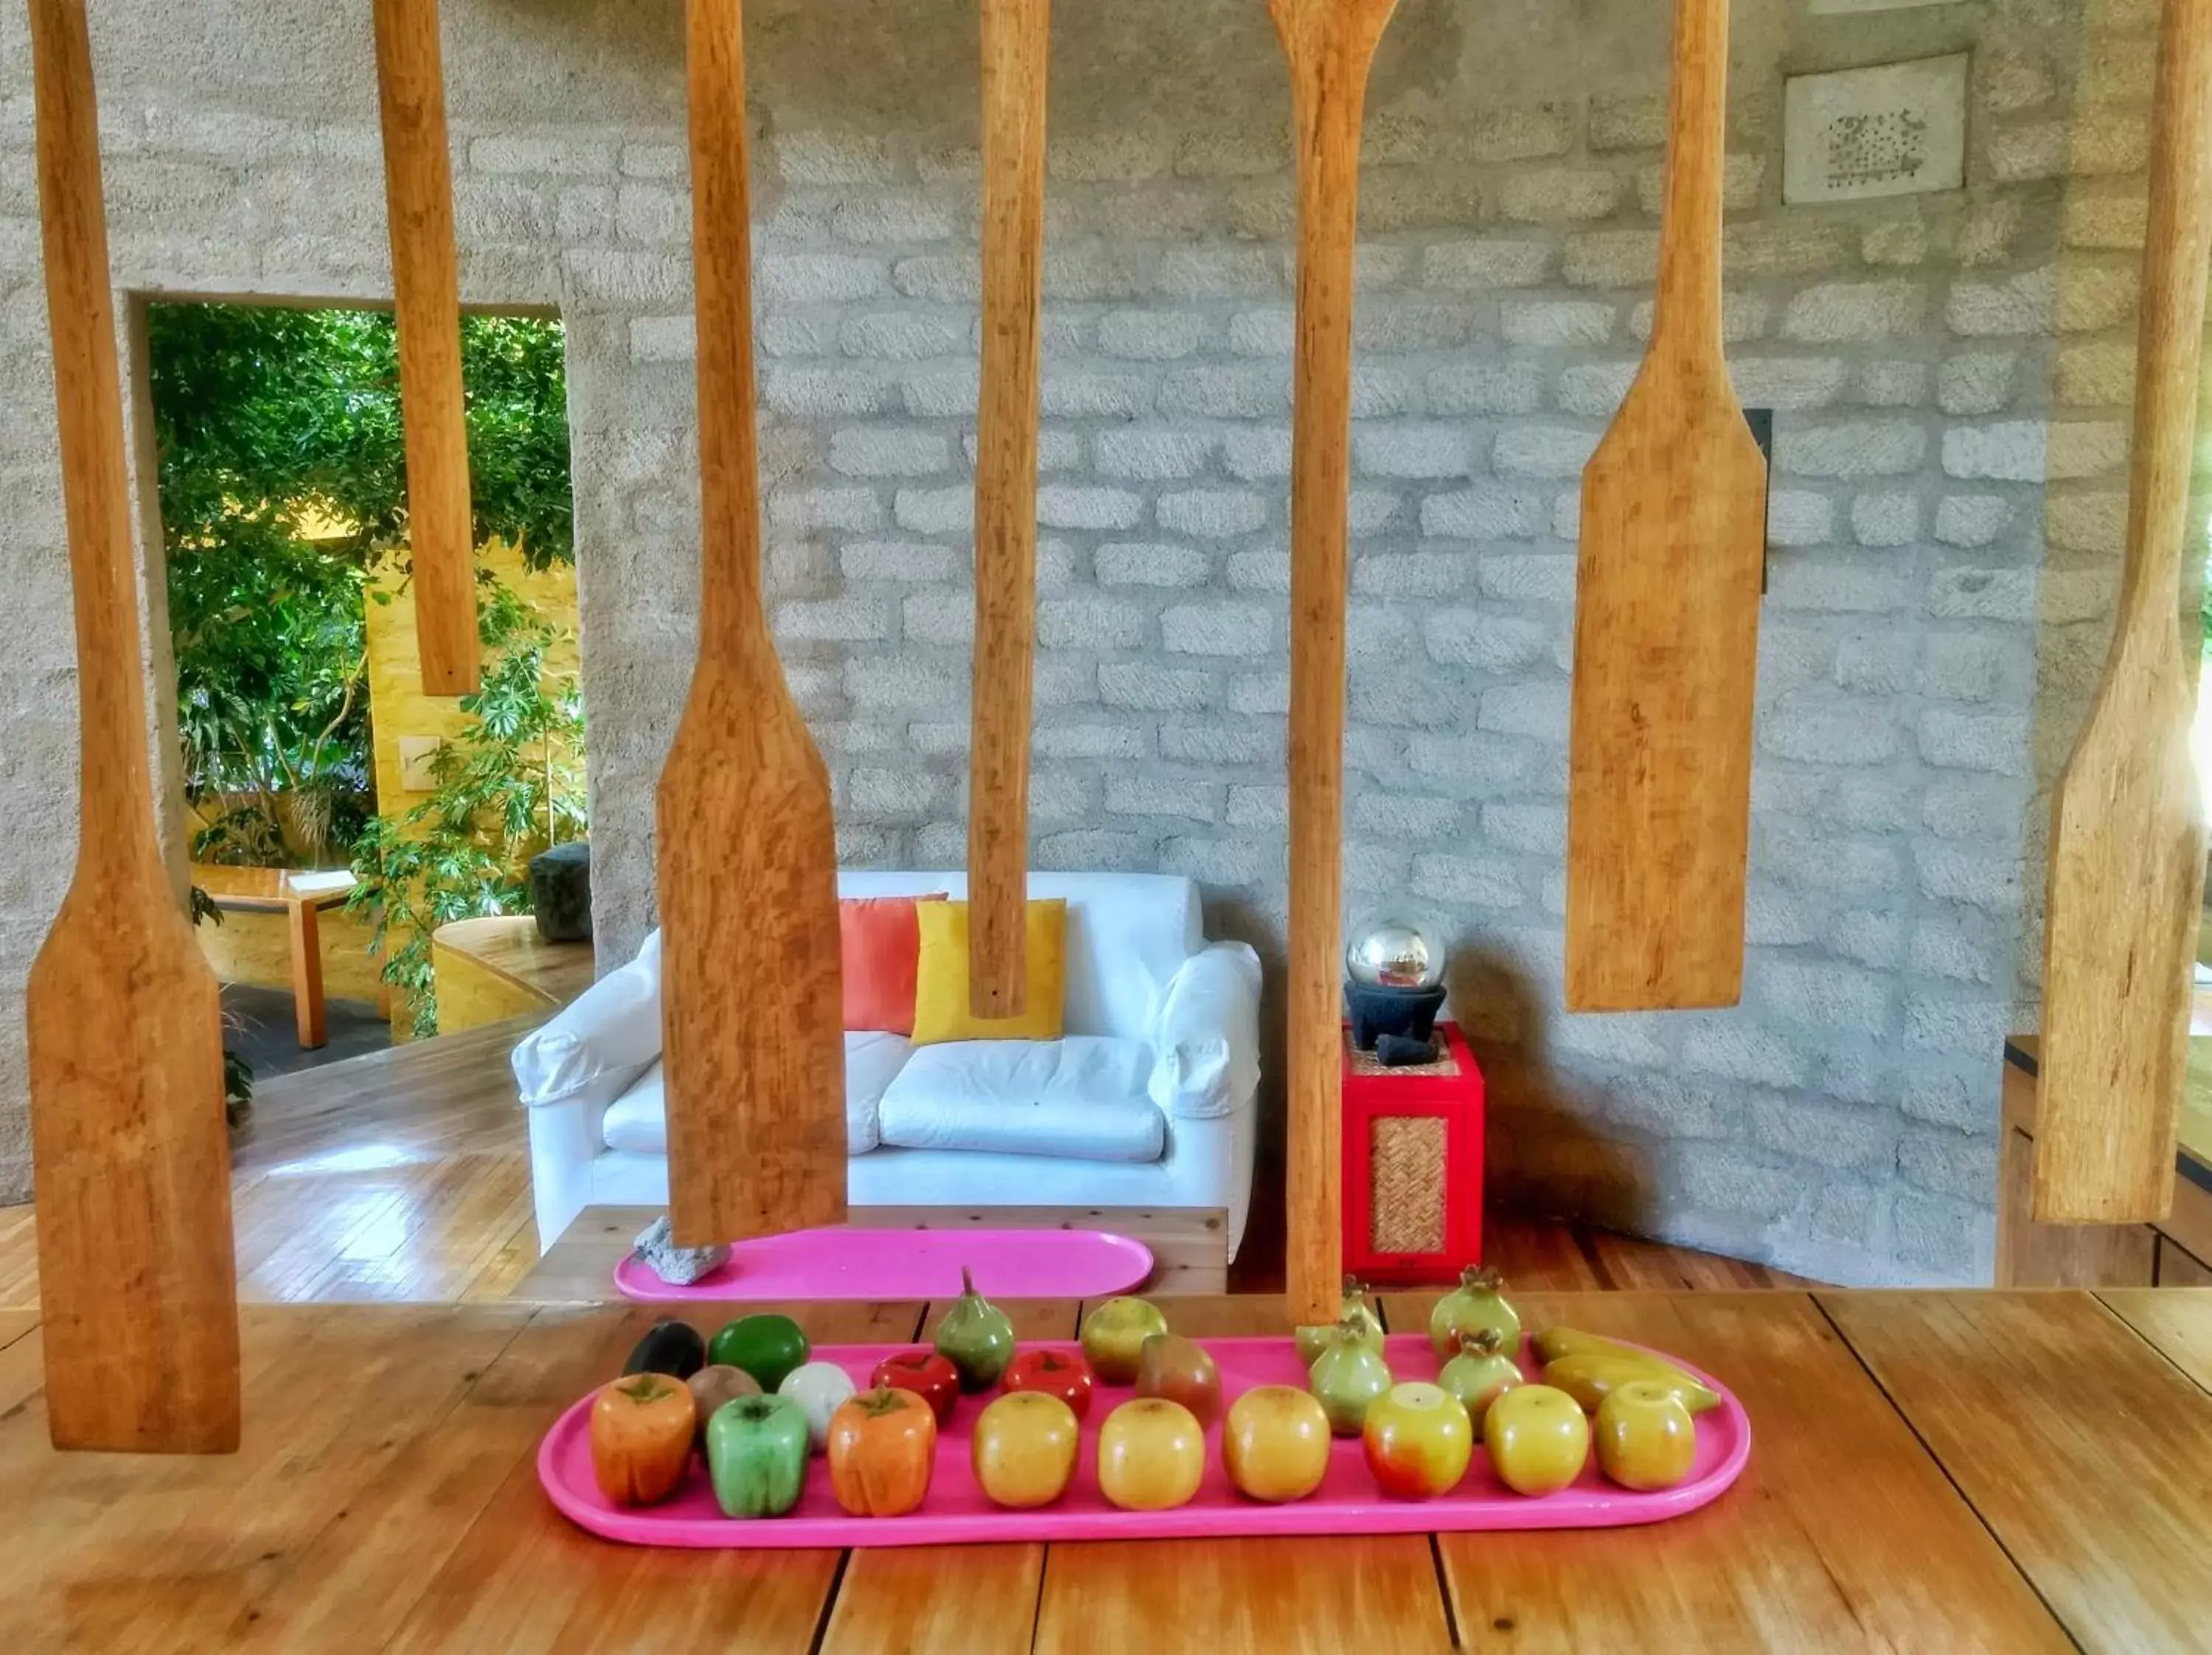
left=0, top=0, right=2172, bottom=1283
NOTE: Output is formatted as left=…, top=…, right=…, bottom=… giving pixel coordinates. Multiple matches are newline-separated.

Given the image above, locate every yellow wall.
left=362, top=539, right=581, bottom=818
left=363, top=541, right=582, bottom=1041
left=195, top=902, right=387, bottom=1004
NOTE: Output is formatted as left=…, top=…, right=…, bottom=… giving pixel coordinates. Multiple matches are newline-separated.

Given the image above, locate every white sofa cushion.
left=599, top=1032, right=912, bottom=1158
left=512, top=930, right=661, bottom=1108
left=1149, top=941, right=1264, bottom=1120
left=875, top=1037, right=1164, bottom=1162
left=601, top=1064, right=666, bottom=1156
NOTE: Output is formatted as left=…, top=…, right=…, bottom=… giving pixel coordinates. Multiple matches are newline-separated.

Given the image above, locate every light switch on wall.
left=398, top=735, right=448, bottom=793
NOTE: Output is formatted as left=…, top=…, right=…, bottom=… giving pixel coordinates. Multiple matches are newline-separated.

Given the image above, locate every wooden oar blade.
left=967, top=0, right=1051, bottom=1021
left=2034, top=0, right=2212, bottom=1224
left=660, top=0, right=849, bottom=1248
left=29, top=922, right=240, bottom=1452
left=2035, top=679, right=2204, bottom=1221
left=658, top=681, right=848, bottom=1246
left=1566, top=387, right=1766, bottom=1012
left=374, top=0, right=479, bottom=695
left=27, top=0, right=240, bottom=1454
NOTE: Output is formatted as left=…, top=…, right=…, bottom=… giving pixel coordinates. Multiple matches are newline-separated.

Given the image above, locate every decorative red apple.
left=869, top=1348, right=959, bottom=1425
left=1001, top=1347, right=1096, bottom=1420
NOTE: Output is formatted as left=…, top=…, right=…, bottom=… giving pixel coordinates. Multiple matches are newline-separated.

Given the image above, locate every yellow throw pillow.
left=910, top=898, right=1068, bottom=1044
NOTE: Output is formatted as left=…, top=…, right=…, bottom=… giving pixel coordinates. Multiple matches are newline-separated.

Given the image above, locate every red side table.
left=1341, top=1021, right=1485, bottom=1286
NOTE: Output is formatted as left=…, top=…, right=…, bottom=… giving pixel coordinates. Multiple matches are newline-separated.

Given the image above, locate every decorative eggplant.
left=622, top=1319, right=706, bottom=1381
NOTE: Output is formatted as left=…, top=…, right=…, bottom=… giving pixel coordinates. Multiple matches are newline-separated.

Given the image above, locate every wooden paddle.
left=1564, top=0, right=1765, bottom=1013
left=24, top=0, right=240, bottom=1453
left=966, top=0, right=1051, bottom=1019
left=2034, top=0, right=2212, bottom=1224
left=373, top=0, right=479, bottom=695
left=658, top=0, right=848, bottom=1247
left=1271, top=0, right=1399, bottom=1327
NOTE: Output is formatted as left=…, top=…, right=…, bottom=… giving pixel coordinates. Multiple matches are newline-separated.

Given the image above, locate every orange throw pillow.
left=840, top=895, right=945, bottom=1035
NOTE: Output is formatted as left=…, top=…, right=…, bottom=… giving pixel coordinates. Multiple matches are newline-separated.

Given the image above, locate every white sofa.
left=512, top=871, right=1262, bottom=1260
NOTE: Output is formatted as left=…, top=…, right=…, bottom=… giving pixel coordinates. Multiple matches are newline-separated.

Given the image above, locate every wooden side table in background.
left=1342, top=1021, right=1485, bottom=1285
left=189, top=864, right=356, bottom=1049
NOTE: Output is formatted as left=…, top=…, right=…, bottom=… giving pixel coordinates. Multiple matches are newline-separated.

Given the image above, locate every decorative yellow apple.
left=1484, top=1383, right=1589, bottom=1496
left=1594, top=1380, right=1697, bottom=1491
left=1222, top=1384, right=1332, bottom=1503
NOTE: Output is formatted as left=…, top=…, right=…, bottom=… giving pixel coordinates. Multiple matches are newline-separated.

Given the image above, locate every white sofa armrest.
left=512, top=929, right=662, bottom=1108
left=1147, top=940, right=1262, bottom=1121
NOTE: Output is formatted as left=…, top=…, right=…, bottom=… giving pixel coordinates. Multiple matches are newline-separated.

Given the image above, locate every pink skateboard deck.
left=540, top=1331, right=1751, bottom=1547
left=615, top=1226, right=1155, bottom=1303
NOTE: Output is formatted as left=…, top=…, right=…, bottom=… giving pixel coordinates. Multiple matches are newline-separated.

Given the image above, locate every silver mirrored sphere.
left=1345, top=917, right=1444, bottom=988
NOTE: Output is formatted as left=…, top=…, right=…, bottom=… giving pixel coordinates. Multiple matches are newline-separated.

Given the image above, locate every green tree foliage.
left=150, top=302, right=574, bottom=859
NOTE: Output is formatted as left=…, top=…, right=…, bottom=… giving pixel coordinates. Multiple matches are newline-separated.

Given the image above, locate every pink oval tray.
left=539, top=1331, right=1750, bottom=1547
left=613, top=1226, right=1155, bottom=1303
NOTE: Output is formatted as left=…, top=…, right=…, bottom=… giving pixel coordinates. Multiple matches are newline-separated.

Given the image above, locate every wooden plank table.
left=0, top=1290, right=2202, bottom=1652
left=190, top=862, right=360, bottom=1047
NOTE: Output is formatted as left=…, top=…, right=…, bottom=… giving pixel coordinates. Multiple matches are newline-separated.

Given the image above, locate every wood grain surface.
left=658, top=0, right=847, bottom=1248
left=2036, top=0, right=2212, bottom=1223
left=1270, top=0, right=1402, bottom=1327
left=372, top=0, right=479, bottom=695
left=0, top=1291, right=2205, bottom=1651
left=965, top=0, right=1051, bottom=1019
left=1565, top=0, right=1766, bottom=1013
left=1038, top=1293, right=1453, bottom=1655
left=1822, top=1289, right=2212, bottom=1654
left=2101, top=1286, right=2212, bottom=1388
left=1394, top=1291, right=2070, bottom=1653
left=820, top=1300, right=1076, bottom=1655
left=22, top=0, right=240, bottom=1454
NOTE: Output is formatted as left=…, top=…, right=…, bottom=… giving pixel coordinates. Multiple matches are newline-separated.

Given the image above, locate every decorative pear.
left=1307, top=1315, right=1392, bottom=1437
left=1293, top=1275, right=1385, bottom=1367
left=1428, top=1265, right=1520, bottom=1359
left=1437, top=1328, right=1523, bottom=1429
left=933, top=1266, right=1017, bottom=1391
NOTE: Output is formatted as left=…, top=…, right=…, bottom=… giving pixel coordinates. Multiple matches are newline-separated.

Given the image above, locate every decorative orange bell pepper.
left=825, top=1386, right=937, bottom=1517
left=589, top=1372, right=697, bottom=1507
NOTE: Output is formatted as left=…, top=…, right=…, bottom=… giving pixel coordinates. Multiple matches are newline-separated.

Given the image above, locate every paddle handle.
left=1274, top=0, right=1400, bottom=1327
left=1647, top=0, right=1730, bottom=364
left=375, top=0, right=479, bottom=695
left=967, top=0, right=1051, bottom=1019
left=687, top=0, right=768, bottom=652
left=31, top=0, right=157, bottom=885
left=2115, top=0, right=2212, bottom=653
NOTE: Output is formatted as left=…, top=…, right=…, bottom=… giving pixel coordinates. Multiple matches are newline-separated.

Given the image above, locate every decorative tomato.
left=1363, top=1382, right=1473, bottom=1499
left=870, top=1348, right=960, bottom=1425
left=1595, top=1380, right=1697, bottom=1491
left=1097, top=1398, right=1206, bottom=1512
left=1001, top=1347, right=1096, bottom=1420
left=1484, top=1384, right=1590, bottom=1496
left=1222, top=1384, right=1332, bottom=1504
left=589, top=1372, right=697, bottom=1507
left=971, top=1390, right=1081, bottom=1509
left=826, top=1387, right=938, bottom=1517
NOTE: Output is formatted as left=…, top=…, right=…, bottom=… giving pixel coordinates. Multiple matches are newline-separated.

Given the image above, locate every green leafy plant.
left=347, top=585, right=586, bottom=1037
left=187, top=885, right=255, bottom=1126
left=151, top=302, right=574, bottom=864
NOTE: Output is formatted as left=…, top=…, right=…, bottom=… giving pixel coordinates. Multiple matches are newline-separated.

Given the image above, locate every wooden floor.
left=0, top=1015, right=1818, bottom=1309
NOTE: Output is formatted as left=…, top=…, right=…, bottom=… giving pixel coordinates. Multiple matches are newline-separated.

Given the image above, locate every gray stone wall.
left=0, top=0, right=2167, bottom=1283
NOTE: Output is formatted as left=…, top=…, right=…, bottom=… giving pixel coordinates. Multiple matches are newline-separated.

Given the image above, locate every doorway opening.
left=145, top=299, right=584, bottom=1099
